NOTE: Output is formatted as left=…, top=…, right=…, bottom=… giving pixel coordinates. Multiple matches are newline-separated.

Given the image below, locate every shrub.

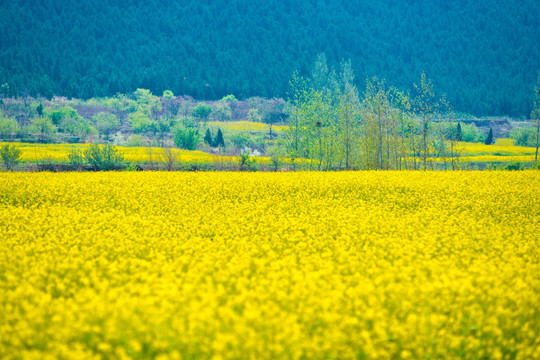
left=0, top=144, right=22, bottom=170
left=461, top=123, right=482, bottom=142
left=84, top=144, right=125, bottom=171
left=509, top=127, right=536, bottom=147
left=67, top=148, right=84, bottom=169
left=239, top=151, right=257, bottom=171
left=174, top=126, right=201, bottom=150
left=504, top=161, right=523, bottom=171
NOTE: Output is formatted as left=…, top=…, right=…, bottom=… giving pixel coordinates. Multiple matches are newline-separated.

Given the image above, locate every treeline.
left=0, top=91, right=287, bottom=153
left=1, top=0, right=539, bottom=116
left=284, top=56, right=482, bottom=170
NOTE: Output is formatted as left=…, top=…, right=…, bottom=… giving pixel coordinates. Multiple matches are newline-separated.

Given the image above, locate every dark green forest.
left=1, top=0, right=538, bottom=116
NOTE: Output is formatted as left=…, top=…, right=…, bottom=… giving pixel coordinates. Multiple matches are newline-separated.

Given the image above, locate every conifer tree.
left=215, top=128, right=225, bottom=148
left=456, top=122, right=462, bottom=141
left=204, top=128, right=214, bottom=146
left=485, top=128, right=493, bottom=145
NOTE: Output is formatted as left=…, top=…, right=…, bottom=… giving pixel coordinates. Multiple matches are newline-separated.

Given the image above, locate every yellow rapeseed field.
left=0, top=172, right=539, bottom=359
left=0, top=142, right=238, bottom=165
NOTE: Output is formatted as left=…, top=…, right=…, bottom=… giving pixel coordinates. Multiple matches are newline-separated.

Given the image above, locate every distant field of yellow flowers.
left=1, top=172, right=539, bottom=359
left=1, top=139, right=536, bottom=168
left=1, top=142, right=239, bottom=165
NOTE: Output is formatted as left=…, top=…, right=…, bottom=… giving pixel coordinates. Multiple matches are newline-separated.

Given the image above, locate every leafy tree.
left=191, top=103, right=212, bottom=124
left=247, top=109, right=262, bottom=122
left=92, top=112, right=120, bottom=140
left=0, top=144, right=21, bottom=170
left=128, top=111, right=152, bottom=134
left=84, top=144, right=125, bottom=170
left=213, top=102, right=231, bottom=121
left=67, top=148, right=84, bottom=169
left=533, top=72, right=540, bottom=163
left=412, top=72, right=439, bottom=169
left=160, top=147, right=179, bottom=171
left=230, top=132, right=250, bottom=150
left=28, top=116, right=57, bottom=141
left=336, top=60, right=361, bottom=169
left=221, top=94, right=237, bottom=102
left=0, top=113, right=18, bottom=139
left=174, top=126, right=201, bottom=150
left=460, top=123, right=482, bottom=142
left=509, top=127, right=536, bottom=147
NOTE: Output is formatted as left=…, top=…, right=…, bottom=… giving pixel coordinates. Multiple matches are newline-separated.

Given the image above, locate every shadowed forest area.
left=1, top=0, right=539, bottom=116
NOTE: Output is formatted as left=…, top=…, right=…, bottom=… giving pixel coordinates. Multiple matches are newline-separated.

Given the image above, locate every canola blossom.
left=0, top=142, right=240, bottom=165
left=0, top=172, right=539, bottom=359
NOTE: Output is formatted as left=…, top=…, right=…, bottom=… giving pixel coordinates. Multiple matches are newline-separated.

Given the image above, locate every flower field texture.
left=0, top=142, right=239, bottom=165
left=0, top=172, right=539, bottom=359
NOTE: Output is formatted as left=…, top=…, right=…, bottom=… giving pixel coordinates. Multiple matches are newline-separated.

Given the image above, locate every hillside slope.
left=1, top=0, right=539, bottom=116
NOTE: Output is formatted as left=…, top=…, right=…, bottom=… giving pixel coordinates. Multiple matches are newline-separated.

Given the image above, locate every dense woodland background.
left=1, top=0, right=539, bottom=117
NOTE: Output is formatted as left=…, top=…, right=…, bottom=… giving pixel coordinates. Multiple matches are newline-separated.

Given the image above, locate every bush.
left=0, top=144, right=22, bottom=170
left=84, top=144, right=125, bottom=171
left=230, top=132, right=251, bottom=149
left=67, top=148, right=84, bottom=169
left=504, top=161, right=523, bottom=171
left=174, top=126, right=201, bottom=150
left=509, top=127, right=536, bottom=147
left=461, top=123, right=482, bottom=142
left=239, top=151, right=257, bottom=171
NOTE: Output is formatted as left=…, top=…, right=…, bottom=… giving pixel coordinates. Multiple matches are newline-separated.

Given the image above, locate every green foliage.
left=83, top=144, right=125, bottom=171
left=460, top=123, right=482, bottom=143
left=92, top=112, right=120, bottom=138
left=456, top=122, right=462, bottom=141
left=504, top=161, right=523, bottom=171
left=204, top=129, right=214, bottom=147
left=36, top=103, right=44, bottom=117
left=191, top=103, right=212, bottom=122
left=266, top=144, right=285, bottom=171
left=215, top=128, right=225, bottom=148
left=0, top=144, right=21, bottom=170
left=509, top=127, right=536, bottom=147
left=485, top=128, right=494, bottom=145
left=239, top=151, right=257, bottom=171
left=162, top=90, right=175, bottom=99
left=28, top=117, right=57, bottom=138
left=247, top=109, right=262, bottom=123
left=0, top=113, right=18, bottom=139
left=128, top=111, right=152, bottom=134
left=67, top=148, right=84, bottom=168
left=221, top=94, right=237, bottom=102
left=213, top=102, right=231, bottom=121
left=126, top=134, right=144, bottom=147
left=230, top=132, right=251, bottom=149
left=0, top=1, right=538, bottom=116
left=174, top=126, right=201, bottom=150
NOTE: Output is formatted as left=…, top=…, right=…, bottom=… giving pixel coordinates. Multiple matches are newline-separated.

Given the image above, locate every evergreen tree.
left=456, top=122, right=462, bottom=141
left=215, top=128, right=225, bottom=148
left=485, top=128, right=494, bottom=145
left=204, top=128, right=214, bottom=146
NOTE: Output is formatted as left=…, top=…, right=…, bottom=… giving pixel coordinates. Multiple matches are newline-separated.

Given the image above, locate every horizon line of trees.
left=282, top=55, right=533, bottom=170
